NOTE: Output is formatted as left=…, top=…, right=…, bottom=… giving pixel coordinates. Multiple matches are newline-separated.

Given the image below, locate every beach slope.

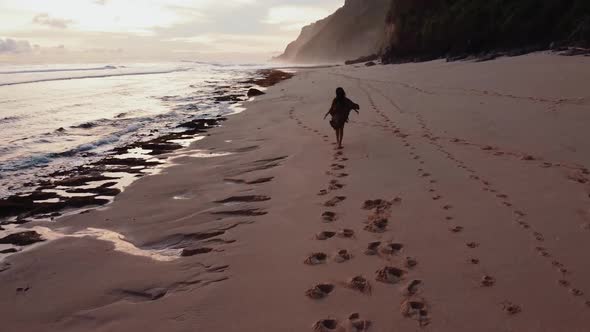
left=2, top=53, right=590, bottom=331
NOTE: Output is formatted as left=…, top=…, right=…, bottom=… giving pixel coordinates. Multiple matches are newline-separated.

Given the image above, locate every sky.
left=0, top=0, right=343, bottom=64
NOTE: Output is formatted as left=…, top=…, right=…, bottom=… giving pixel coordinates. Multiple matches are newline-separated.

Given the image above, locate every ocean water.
left=0, top=61, right=269, bottom=198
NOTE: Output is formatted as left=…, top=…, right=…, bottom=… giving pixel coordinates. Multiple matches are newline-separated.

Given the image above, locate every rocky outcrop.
left=276, top=0, right=393, bottom=63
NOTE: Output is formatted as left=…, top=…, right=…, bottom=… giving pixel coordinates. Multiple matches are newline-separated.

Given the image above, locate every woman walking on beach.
left=324, top=87, right=360, bottom=149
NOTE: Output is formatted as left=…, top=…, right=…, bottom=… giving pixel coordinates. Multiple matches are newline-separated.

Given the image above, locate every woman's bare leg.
left=338, top=127, right=344, bottom=148
left=334, top=129, right=340, bottom=146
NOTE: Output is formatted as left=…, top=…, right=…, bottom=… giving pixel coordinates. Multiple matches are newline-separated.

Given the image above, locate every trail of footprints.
left=361, top=81, right=589, bottom=313
left=288, top=106, right=431, bottom=329
left=414, top=109, right=589, bottom=306
left=358, top=82, right=535, bottom=315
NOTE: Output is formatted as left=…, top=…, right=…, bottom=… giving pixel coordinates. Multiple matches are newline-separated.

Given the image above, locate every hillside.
left=278, top=0, right=590, bottom=64
left=275, top=0, right=392, bottom=63
left=382, top=0, right=590, bottom=62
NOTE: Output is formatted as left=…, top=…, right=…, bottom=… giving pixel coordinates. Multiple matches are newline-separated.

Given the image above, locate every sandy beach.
left=2, top=53, right=590, bottom=331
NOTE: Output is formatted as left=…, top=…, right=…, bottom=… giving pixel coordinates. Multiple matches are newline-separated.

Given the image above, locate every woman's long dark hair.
left=336, top=87, right=346, bottom=100
left=334, top=87, right=347, bottom=108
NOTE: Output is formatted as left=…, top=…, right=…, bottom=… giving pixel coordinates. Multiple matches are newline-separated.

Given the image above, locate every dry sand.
left=1, top=53, right=590, bottom=331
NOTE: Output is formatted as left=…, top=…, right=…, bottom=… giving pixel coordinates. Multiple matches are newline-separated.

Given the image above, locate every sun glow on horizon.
left=0, top=0, right=344, bottom=63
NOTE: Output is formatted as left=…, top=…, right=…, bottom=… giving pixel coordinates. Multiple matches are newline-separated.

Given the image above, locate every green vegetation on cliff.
left=383, top=0, right=590, bottom=62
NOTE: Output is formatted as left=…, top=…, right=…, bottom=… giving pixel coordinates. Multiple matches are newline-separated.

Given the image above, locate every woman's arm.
left=350, top=99, right=360, bottom=114
left=324, top=100, right=335, bottom=119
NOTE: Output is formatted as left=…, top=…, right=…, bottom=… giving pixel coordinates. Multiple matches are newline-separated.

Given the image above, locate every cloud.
left=33, top=13, right=74, bottom=29
left=263, top=5, right=333, bottom=30
left=0, top=38, right=32, bottom=53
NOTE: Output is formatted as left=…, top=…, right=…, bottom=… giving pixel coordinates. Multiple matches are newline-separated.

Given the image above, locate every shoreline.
left=0, top=69, right=293, bottom=248
left=1, top=53, right=590, bottom=331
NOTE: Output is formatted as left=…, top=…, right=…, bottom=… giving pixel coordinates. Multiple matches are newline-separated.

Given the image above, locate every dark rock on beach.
left=0, top=194, right=110, bottom=221
left=54, top=174, right=118, bottom=187
left=241, top=70, right=294, bottom=87
left=0, top=231, right=45, bottom=246
left=247, top=88, right=265, bottom=97
left=214, top=94, right=244, bottom=102
left=345, top=54, right=379, bottom=65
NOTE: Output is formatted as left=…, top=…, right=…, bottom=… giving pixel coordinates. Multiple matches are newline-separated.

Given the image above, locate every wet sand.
left=2, top=53, right=590, bottom=331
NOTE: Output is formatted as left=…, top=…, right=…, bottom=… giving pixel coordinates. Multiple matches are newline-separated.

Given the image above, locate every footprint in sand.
left=376, top=266, right=405, bottom=284
left=401, top=298, right=430, bottom=327
left=336, top=173, right=349, bottom=178
left=481, top=275, right=496, bottom=287
left=365, top=241, right=381, bottom=255
left=313, top=319, right=345, bottom=332
left=405, top=257, right=418, bottom=269
left=322, top=211, right=337, bottom=223
left=316, top=231, right=337, bottom=240
left=381, top=243, right=404, bottom=255
left=570, top=288, right=584, bottom=296
left=517, top=221, right=531, bottom=229
left=469, top=258, right=480, bottom=264
left=331, top=164, right=345, bottom=170
left=466, top=242, right=479, bottom=248
left=347, top=276, right=371, bottom=294
left=348, top=313, right=371, bottom=331
left=442, top=205, right=453, bottom=210
left=403, top=279, right=422, bottom=296
left=337, top=229, right=355, bottom=238
left=535, top=246, right=551, bottom=257
left=305, top=253, right=328, bottom=265
left=329, top=180, right=344, bottom=190
left=306, top=283, right=335, bottom=299
left=502, top=301, right=522, bottom=315
left=450, top=226, right=464, bottom=233
left=364, top=218, right=388, bottom=233
left=318, top=189, right=328, bottom=196
left=334, top=249, right=352, bottom=263
left=325, top=196, right=346, bottom=207
left=363, top=198, right=397, bottom=210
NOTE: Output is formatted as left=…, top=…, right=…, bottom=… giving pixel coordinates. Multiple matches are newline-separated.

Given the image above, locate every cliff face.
left=278, top=0, right=590, bottom=64
left=276, top=0, right=392, bottom=63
